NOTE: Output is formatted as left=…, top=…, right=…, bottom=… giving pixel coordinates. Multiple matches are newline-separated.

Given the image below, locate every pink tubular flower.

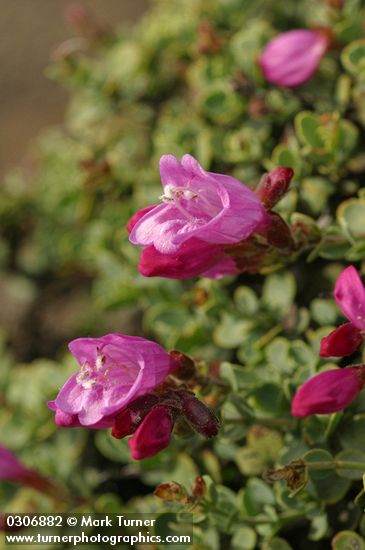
left=128, top=406, right=174, bottom=460
left=129, top=154, right=268, bottom=255
left=291, top=367, right=365, bottom=417
left=320, top=266, right=365, bottom=357
left=260, top=29, right=329, bottom=87
left=49, top=334, right=171, bottom=427
left=127, top=159, right=297, bottom=280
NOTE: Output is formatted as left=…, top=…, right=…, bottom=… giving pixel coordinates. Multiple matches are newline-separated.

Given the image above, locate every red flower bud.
left=181, top=394, right=219, bottom=438
left=320, top=322, right=364, bottom=357
left=128, top=406, right=174, bottom=460
left=111, top=408, right=135, bottom=440
left=256, top=167, right=294, bottom=209
left=266, top=212, right=295, bottom=250
left=168, top=350, right=196, bottom=378
left=112, top=393, right=160, bottom=439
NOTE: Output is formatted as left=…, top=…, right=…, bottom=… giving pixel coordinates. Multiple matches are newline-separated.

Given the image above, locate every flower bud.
left=266, top=212, right=295, bottom=250
left=320, top=323, right=363, bottom=357
left=181, top=394, right=219, bottom=437
left=291, top=367, right=365, bottom=417
left=168, top=350, right=196, bottom=378
left=111, top=408, right=135, bottom=440
left=256, top=167, right=294, bottom=210
left=260, top=29, right=329, bottom=88
left=112, top=393, right=160, bottom=439
left=128, top=406, right=174, bottom=460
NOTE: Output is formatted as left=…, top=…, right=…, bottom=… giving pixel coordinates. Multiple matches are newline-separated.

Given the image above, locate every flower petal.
left=334, top=266, right=365, bottom=330
left=128, top=406, right=173, bottom=460
left=138, top=239, right=225, bottom=279
left=260, top=29, right=328, bottom=87
left=126, top=205, right=156, bottom=234
left=291, top=367, right=363, bottom=417
left=160, top=154, right=189, bottom=188
left=320, top=322, right=363, bottom=357
left=129, top=203, right=188, bottom=253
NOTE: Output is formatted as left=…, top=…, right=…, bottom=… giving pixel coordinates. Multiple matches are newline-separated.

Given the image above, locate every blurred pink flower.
left=291, top=367, right=365, bottom=417
left=320, top=266, right=365, bottom=357
left=50, top=334, right=171, bottom=427
left=129, top=154, right=267, bottom=254
left=0, top=445, right=31, bottom=481
left=260, top=29, right=328, bottom=87
left=0, top=445, right=57, bottom=496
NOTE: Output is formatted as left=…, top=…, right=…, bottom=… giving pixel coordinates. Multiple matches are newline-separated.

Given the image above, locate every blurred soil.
left=0, top=0, right=147, bottom=359
left=0, top=0, right=148, bottom=178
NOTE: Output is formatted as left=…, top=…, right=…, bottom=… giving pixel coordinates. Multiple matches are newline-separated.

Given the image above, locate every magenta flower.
left=260, top=29, right=329, bottom=88
left=291, top=367, right=365, bottom=417
left=320, top=266, right=365, bottom=357
left=49, top=334, right=171, bottom=427
left=128, top=406, right=175, bottom=460
left=129, top=154, right=268, bottom=255
left=127, top=160, right=297, bottom=280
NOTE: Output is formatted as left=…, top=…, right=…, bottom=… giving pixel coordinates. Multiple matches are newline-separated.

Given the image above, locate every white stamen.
left=95, top=353, right=105, bottom=370
left=76, top=365, right=97, bottom=390
left=160, top=184, right=198, bottom=203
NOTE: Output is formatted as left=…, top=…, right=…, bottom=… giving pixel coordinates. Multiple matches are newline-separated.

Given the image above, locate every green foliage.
left=2, top=0, right=365, bottom=548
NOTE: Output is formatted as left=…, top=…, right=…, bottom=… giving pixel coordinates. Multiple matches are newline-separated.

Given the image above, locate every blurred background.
left=0, top=0, right=148, bottom=178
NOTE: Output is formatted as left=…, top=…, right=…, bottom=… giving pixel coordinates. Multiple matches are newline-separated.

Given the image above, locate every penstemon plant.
left=3, top=0, right=365, bottom=548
